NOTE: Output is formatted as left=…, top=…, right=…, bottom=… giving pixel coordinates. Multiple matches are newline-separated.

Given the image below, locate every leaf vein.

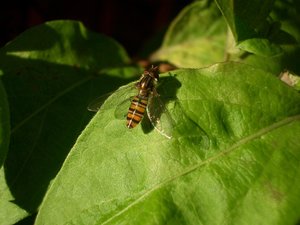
left=101, top=114, right=300, bottom=224
left=11, top=77, right=91, bottom=134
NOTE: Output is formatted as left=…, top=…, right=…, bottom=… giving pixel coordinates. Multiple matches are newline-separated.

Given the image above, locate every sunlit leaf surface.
left=36, top=62, right=300, bottom=225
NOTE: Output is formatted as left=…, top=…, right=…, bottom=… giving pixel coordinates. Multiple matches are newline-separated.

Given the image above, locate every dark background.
left=0, top=0, right=192, bottom=57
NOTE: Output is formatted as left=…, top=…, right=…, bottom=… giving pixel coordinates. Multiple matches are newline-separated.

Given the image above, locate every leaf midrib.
left=100, top=114, right=300, bottom=225
left=6, top=76, right=92, bottom=190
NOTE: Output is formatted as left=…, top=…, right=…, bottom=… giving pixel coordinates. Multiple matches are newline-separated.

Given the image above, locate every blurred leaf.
left=215, top=0, right=275, bottom=42
left=151, top=0, right=227, bottom=67
left=36, top=62, right=300, bottom=225
left=237, top=38, right=282, bottom=57
left=0, top=20, right=137, bottom=224
left=271, top=0, right=300, bottom=42
left=270, top=0, right=300, bottom=74
left=214, top=0, right=300, bottom=73
left=151, top=0, right=293, bottom=74
left=215, top=0, right=286, bottom=58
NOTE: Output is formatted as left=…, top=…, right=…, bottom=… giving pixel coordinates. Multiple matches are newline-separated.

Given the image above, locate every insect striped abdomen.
left=127, top=96, right=148, bottom=128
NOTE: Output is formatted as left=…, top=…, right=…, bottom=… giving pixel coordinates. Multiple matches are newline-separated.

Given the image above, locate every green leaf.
left=0, top=20, right=136, bottom=224
left=0, top=167, right=29, bottom=224
left=223, top=0, right=300, bottom=74
left=237, top=38, right=283, bottom=57
left=36, top=62, right=300, bottom=225
left=0, top=79, right=10, bottom=166
left=271, top=1, right=300, bottom=43
left=215, top=0, right=275, bottom=42
left=270, top=1, right=300, bottom=74
left=151, top=1, right=227, bottom=67
left=150, top=1, right=289, bottom=73
left=214, top=0, right=289, bottom=58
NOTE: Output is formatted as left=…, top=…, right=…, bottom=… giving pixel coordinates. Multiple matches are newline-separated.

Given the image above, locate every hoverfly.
left=88, top=66, right=174, bottom=139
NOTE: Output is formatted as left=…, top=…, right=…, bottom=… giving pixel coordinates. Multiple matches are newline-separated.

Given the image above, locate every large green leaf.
left=151, top=1, right=227, bottom=67
left=0, top=20, right=137, bottom=224
left=36, top=62, right=300, bottom=225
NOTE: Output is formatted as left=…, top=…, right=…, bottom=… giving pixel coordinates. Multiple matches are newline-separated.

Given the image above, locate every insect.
left=88, top=66, right=173, bottom=139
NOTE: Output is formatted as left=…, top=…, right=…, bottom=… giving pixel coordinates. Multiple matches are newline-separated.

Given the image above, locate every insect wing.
left=147, top=92, right=174, bottom=139
left=88, top=82, right=137, bottom=113
left=114, top=96, right=135, bottom=119
left=88, top=93, right=113, bottom=112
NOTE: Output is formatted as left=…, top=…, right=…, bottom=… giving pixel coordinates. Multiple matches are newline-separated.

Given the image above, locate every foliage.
left=0, top=0, right=299, bottom=224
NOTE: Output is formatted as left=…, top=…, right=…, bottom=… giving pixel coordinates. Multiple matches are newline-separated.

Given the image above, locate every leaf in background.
left=214, top=0, right=300, bottom=74
left=0, top=80, right=9, bottom=166
left=271, top=0, right=300, bottom=42
left=35, top=62, right=300, bottom=225
left=214, top=0, right=274, bottom=41
left=150, top=0, right=290, bottom=74
left=270, top=0, right=300, bottom=74
left=215, top=0, right=300, bottom=64
left=151, top=0, right=227, bottom=67
left=0, top=20, right=138, bottom=224
left=237, top=38, right=283, bottom=57
left=215, top=0, right=288, bottom=59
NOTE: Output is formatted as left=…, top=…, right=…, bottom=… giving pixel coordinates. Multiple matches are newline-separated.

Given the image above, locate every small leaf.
left=237, top=38, right=282, bottom=57
left=215, top=0, right=291, bottom=58
left=151, top=1, right=227, bottom=67
left=36, top=62, right=300, bottom=225
left=215, top=0, right=275, bottom=42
